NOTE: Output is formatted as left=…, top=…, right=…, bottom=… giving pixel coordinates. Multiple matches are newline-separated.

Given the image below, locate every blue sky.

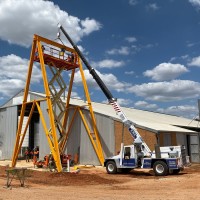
left=1, top=0, right=200, bottom=119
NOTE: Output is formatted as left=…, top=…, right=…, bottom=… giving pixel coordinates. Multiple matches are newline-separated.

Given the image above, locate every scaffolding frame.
left=11, top=35, right=104, bottom=172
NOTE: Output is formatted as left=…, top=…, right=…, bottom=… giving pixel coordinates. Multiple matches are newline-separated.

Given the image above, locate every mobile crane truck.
left=58, top=24, right=188, bottom=176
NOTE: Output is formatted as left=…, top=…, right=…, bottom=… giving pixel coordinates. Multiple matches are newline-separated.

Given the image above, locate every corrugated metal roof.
left=4, top=90, right=199, bottom=133
left=69, top=98, right=199, bottom=133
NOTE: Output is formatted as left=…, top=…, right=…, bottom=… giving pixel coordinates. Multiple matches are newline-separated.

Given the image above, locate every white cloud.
left=134, top=101, right=158, bottom=109
left=169, top=57, right=177, bottom=62
left=188, top=56, right=200, bottom=67
left=106, top=46, right=130, bottom=55
left=81, top=18, right=101, bottom=35
left=129, top=0, right=138, bottom=6
left=116, top=98, right=133, bottom=106
left=125, top=37, right=137, bottom=43
left=144, top=44, right=155, bottom=49
left=102, top=98, right=133, bottom=106
left=92, top=59, right=125, bottom=69
left=169, top=55, right=189, bottom=62
left=129, top=43, right=157, bottom=54
left=143, top=63, right=189, bottom=81
left=125, top=71, right=135, bottom=75
left=157, top=105, right=198, bottom=119
left=146, top=3, right=159, bottom=11
left=0, top=0, right=101, bottom=47
left=73, top=69, right=130, bottom=92
left=189, top=0, right=200, bottom=9
left=187, top=42, right=195, bottom=47
left=181, top=55, right=189, bottom=60
left=71, top=91, right=81, bottom=99
left=0, top=54, right=42, bottom=96
left=127, top=80, right=200, bottom=102
left=131, top=45, right=140, bottom=52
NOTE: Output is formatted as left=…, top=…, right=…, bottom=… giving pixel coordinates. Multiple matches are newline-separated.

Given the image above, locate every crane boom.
left=58, top=23, right=151, bottom=155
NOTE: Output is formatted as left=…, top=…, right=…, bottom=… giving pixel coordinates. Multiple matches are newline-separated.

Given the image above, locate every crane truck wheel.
left=153, top=161, right=168, bottom=176
left=106, top=161, right=117, bottom=174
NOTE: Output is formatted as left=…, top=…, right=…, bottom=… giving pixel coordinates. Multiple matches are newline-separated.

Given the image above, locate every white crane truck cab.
left=104, top=144, right=188, bottom=176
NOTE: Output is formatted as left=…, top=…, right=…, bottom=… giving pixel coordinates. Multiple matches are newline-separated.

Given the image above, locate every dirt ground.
left=0, top=160, right=199, bottom=200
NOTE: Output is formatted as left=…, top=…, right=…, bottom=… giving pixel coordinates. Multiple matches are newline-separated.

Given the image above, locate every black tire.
left=106, top=161, right=117, bottom=174
left=169, top=169, right=180, bottom=175
left=153, top=161, right=169, bottom=176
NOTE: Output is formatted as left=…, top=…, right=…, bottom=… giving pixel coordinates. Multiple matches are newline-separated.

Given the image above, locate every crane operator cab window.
left=124, top=147, right=131, bottom=159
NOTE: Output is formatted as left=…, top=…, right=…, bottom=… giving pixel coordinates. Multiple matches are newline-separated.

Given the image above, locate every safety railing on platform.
left=41, top=44, right=78, bottom=65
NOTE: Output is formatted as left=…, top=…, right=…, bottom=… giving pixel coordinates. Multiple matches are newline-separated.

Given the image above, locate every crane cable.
left=55, top=28, right=65, bottom=45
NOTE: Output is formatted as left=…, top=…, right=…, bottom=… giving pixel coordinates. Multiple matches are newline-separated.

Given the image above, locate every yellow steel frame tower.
left=11, top=35, right=104, bottom=172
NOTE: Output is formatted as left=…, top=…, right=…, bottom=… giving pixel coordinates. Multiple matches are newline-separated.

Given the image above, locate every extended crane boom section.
left=58, top=23, right=151, bottom=156
left=109, top=100, right=151, bottom=155
left=58, top=24, right=113, bottom=101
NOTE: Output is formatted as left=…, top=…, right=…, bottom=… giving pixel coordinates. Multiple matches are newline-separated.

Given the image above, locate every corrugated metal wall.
left=79, top=110, right=99, bottom=165
left=65, top=109, right=81, bottom=160
left=37, top=102, right=115, bottom=165
left=189, top=134, right=200, bottom=163
left=0, top=106, right=17, bottom=160
left=176, top=133, right=188, bottom=153
left=94, top=113, right=114, bottom=158
left=0, top=108, right=6, bottom=159
left=38, top=101, right=50, bottom=159
left=78, top=110, right=114, bottom=165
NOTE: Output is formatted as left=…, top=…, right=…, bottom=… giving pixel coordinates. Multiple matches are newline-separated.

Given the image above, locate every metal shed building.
left=0, top=90, right=200, bottom=165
